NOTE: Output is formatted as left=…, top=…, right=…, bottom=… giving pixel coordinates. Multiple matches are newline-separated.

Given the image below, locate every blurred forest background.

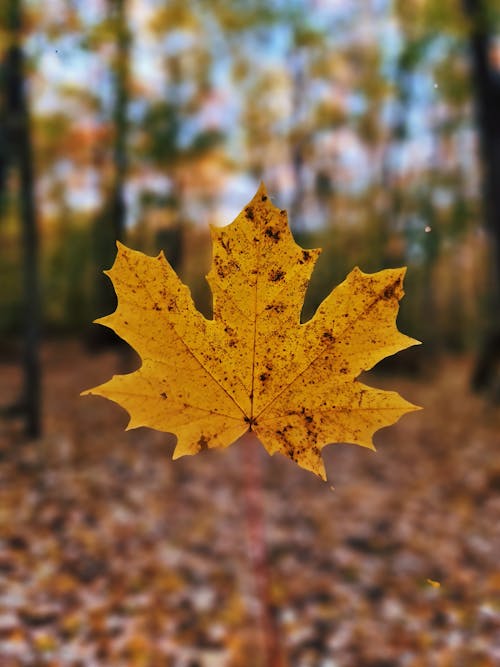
left=2, top=0, right=500, bottom=389
left=2, top=1, right=500, bottom=666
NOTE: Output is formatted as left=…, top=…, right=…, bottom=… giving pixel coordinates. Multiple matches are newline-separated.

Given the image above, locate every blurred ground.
left=1, top=342, right=500, bottom=667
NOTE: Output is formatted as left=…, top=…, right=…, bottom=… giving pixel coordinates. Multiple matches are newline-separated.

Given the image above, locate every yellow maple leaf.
left=83, top=184, right=420, bottom=479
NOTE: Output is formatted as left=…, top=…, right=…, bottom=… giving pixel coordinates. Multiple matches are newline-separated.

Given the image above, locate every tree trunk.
left=463, top=0, right=500, bottom=392
left=2, top=0, right=41, bottom=436
left=289, top=50, right=308, bottom=232
left=0, top=55, right=8, bottom=210
left=109, top=0, right=130, bottom=245
left=89, top=0, right=131, bottom=346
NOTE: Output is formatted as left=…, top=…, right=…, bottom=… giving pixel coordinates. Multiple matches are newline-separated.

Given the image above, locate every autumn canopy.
left=83, top=184, right=420, bottom=479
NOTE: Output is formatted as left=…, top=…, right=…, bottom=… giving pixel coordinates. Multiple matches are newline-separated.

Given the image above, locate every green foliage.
left=141, top=103, right=182, bottom=165
left=44, top=220, right=94, bottom=331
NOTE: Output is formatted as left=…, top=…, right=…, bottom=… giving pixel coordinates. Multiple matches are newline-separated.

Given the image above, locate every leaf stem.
left=241, top=433, right=286, bottom=667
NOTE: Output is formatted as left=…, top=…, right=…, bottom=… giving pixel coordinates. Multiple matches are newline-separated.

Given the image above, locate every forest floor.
left=1, top=341, right=500, bottom=667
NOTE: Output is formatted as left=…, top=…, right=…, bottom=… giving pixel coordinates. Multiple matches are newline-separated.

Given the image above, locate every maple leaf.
left=83, top=184, right=420, bottom=479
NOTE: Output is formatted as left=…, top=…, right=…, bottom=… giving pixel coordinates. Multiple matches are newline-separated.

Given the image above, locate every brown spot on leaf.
left=384, top=279, right=401, bottom=299
left=160, top=392, right=168, bottom=399
left=198, top=435, right=209, bottom=451
left=259, top=372, right=268, bottom=382
left=245, top=207, right=254, bottom=220
left=265, top=228, right=281, bottom=241
left=269, top=269, right=285, bottom=282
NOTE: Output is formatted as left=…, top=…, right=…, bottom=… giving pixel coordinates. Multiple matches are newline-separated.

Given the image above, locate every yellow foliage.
left=33, top=631, right=57, bottom=652
left=83, top=184, right=420, bottom=479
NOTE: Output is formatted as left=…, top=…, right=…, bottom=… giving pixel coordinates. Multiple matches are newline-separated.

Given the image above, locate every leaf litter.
left=1, top=344, right=500, bottom=666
